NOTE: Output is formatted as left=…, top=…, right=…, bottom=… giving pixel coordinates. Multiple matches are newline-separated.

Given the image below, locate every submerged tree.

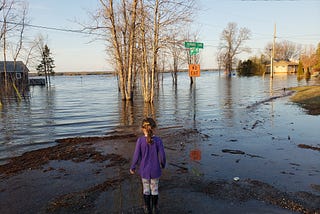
left=297, top=60, right=304, bottom=76
left=237, top=55, right=267, bottom=76
left=87, top=0, right=196, bottom=103
left=218, top=22, right=251, bottom=76
left=138, top=0, right=196, bottom=102
left=96, top=0, right=138, bottom=101
left=37, top=44, right=55, bottom=86
left=314, top=42, right=320, bottom=71
left=300, top=45, right=318, bottom=75
left=0, top=0, right=29, bottom=93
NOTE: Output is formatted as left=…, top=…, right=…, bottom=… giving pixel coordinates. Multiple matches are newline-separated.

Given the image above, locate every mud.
left=298, top=144, right=320, bottom=152
left=0, top=128, right=319, bottom=214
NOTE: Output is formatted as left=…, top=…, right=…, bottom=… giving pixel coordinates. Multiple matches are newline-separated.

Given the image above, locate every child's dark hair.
left=142, top=118, right=157, bottom=144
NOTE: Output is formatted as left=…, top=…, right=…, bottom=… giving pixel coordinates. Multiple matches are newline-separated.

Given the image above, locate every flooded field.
left=0, top=72, right=318, bottom=161
left=0, top=72, right=319, bottom=213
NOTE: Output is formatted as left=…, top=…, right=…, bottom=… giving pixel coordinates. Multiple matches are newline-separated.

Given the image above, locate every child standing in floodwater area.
left=130, top=118, right=166, bottom=214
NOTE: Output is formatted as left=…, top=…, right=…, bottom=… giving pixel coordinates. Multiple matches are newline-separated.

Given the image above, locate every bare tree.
left=150, top=0, right=159, bottom=103
left=264, top=40, right=302, bottom=61
left=88, top=0, right=196, bottom=103
left=1, top=0, right=15, bottom=89
left=217, top=49, right=226, bottom=73
left=218, top=22, right=251, bottom=75
left=138, top=0, right=151, bottom=103
left=23, top=38, right=39, bottom=72
left=139, top=0, right=196, bottom=97
left=1, top=0, right=29, bottom=93
left=97, top=0, right=138, bottom=101
left=12, top=2, right=27, bottom=70
left=169, top=39, right=184, bottom=85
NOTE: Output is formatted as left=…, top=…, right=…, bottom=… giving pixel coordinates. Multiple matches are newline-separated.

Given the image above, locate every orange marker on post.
left=189, top=64, right=200, bottom=77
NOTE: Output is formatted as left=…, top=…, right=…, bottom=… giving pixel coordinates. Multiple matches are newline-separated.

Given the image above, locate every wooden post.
left=271, top=23, right=276, bottom=78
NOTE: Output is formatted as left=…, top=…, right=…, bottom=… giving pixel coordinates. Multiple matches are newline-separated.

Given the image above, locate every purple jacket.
left=130, top=135, right=166, bottom=179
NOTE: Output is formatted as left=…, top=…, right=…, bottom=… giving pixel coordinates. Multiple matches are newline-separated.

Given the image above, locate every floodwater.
left=0, top=72, right=319, bottom=194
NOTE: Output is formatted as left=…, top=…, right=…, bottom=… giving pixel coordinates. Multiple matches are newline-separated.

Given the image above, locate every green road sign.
left=184, top=42, right=204, bottom=49
left=190, top=48, right=199, bottom=55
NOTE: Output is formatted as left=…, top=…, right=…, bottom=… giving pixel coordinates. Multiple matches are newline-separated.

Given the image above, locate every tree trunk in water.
left=173, top=53, right=178, bottom=86
left=105, top=0, right=126, bottom=100
left=150, top=0, right=160, bottom=103
left=139, top=0, right=151, bottom=103
left=3, top=24, right=8, bottom=91
left=126, top=0, right=138, bottom=100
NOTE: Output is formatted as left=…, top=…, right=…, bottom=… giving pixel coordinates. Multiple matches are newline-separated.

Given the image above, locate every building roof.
left=274, top=60, right=298, bottom=66
left=0, top=61, right=30, bottom=73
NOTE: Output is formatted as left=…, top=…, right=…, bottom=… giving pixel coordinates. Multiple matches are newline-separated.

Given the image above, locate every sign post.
left=184, top=41, right=203, bottom=121
left=189, top=64, right=200, bottom=77
left=184, top=41, right=204, bottom=77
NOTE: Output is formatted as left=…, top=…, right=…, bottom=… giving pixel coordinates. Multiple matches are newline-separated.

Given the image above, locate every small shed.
left=271, top=60, right=298, bottom=73
left=0, top=61, right=29, bottom=86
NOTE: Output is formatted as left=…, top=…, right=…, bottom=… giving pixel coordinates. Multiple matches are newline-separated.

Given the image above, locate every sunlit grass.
left=289, top=85, right=320, bottom=115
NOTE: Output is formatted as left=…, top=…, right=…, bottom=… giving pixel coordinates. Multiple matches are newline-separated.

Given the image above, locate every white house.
left=267, top=60, right=298, bottom=74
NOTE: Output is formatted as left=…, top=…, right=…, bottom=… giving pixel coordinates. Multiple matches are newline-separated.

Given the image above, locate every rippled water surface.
left=0, top=72, right=319, bottom=169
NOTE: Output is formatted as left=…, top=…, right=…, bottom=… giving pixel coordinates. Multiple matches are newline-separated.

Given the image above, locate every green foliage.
left=37, top=45, right=55, bottom=76
left=237, top=60, right=253, bottom=76
left=297, top=60, right=304, bottom=75
left=237, top=56, right=267, bottom=76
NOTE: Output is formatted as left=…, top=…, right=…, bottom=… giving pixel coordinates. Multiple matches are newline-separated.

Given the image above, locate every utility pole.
left=271, top=23, right=276, bottom=78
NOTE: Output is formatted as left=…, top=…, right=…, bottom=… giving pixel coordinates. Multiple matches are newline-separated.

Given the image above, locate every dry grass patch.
left=289, top=85, right=320, bottom=115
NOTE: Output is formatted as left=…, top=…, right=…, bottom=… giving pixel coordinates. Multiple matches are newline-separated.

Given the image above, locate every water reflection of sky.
left=0, top=73, right=319, bottom=174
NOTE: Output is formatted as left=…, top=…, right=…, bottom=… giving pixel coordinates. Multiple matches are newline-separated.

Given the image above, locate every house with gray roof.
left=0, top=61, right=29, bottom=87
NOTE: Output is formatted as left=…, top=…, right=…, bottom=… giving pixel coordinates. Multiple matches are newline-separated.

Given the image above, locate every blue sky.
left=27, top=0, right=320, bottom=72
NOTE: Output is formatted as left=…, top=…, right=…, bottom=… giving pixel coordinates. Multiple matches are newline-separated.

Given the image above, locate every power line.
left=0, top=20, right=105, bottom=37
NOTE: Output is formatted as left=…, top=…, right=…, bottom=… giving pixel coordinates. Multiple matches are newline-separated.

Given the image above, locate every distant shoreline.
left=28, top=69, right=221, bottom=77
left=29, top=71, right=116, bottom=77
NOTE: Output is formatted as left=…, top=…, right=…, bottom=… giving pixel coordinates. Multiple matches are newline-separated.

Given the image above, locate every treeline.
left=237, top=41, right=320, bottom=76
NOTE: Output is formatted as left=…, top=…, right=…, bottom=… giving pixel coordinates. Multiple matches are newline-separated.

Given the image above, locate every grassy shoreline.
left=289, top=85, right=320, bottom=115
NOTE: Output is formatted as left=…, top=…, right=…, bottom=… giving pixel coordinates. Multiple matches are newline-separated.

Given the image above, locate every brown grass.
left=289, top=85, right=320, bottom=115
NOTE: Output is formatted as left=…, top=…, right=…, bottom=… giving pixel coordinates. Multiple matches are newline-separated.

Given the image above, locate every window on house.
left=16, top=73, right=22, bottom=79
